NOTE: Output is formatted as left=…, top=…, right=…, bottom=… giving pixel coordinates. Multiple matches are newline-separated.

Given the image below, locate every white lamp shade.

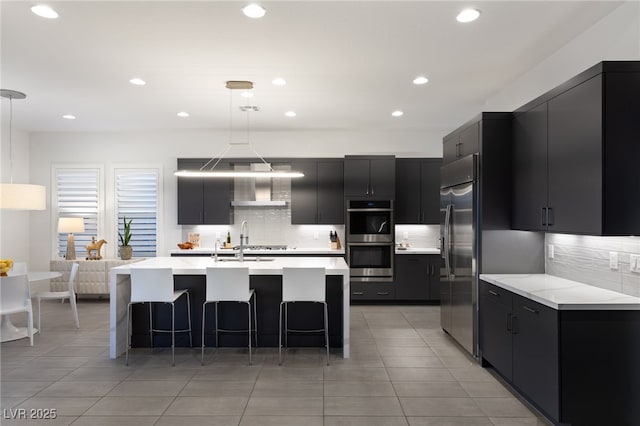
left=0, top=183, right=46, bottom=210
left=58, top=217, right=85, bottom=233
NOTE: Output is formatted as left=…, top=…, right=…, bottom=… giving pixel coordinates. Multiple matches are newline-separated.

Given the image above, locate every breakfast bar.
left=109, top=256, right=350, bottom=359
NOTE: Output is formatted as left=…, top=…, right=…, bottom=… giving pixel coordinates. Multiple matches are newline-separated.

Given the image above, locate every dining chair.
left=0, top=274, right=34, bottom=346
left=35, top=262, right=80, bottom=332
left=202, top=267, right=257, bottom=365
left=279, top=267, right=328, bottom=365
left=126, top=267, right=192, bottom=366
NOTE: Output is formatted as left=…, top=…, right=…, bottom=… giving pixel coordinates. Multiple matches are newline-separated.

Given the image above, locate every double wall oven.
left=346, top=200, right=394, bottom=282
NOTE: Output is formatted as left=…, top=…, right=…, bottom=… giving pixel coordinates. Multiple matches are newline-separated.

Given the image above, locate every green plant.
left=118, top=216, right=132, bottom=246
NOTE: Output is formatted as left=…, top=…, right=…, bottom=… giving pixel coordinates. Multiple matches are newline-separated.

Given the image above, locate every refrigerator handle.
left=444, top=204, right=452, bottom=279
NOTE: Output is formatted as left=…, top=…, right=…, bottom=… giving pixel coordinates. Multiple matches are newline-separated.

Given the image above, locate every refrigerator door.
left=440, top=188, right=452, bottom=333
left=450, top=181, right=476, bottom=355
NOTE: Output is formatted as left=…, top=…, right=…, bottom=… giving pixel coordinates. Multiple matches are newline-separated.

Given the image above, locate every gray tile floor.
left=1, top=299, right=551, bottom=425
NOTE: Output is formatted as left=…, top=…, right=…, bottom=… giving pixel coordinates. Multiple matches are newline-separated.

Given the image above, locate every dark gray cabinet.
left=396, top=159, right=441, bottom=224
left=394, top=254, right=439, bottom=301
left=291, top=159, right=344, bottom=224
left=442, top=121, right=479, bottom=165
left=512, top=61, right=640, bottom=235
left=480, top=280, right=559, bottom=421
left=344, top=156, right=395, bottom=199
left=350, top=282, right=395, bottom=300
left=177, top=159, right=233, bottom=225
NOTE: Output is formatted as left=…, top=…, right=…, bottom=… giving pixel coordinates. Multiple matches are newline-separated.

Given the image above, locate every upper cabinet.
left=177, top=159, right=233, bottom=225
left=344, top=155, right=395, bottom=199
left=291, top=159, right=344, bottom=224
left=443, top=121, right=479, bottom=165
left=512, top=61, right=640, bottom=235
left=396, top=158, right=441, bottom=224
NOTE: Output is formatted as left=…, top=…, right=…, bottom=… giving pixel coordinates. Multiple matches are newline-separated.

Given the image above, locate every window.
left=115, top=169, right=159, bottom=257
left=54, top=168, right=101, bottom=259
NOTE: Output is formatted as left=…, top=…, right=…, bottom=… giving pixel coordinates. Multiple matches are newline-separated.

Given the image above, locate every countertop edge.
left=480, top=273, right=640, bottom=311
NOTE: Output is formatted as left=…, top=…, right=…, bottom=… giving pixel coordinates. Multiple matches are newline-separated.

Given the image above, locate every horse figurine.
left=86, top=237, right=107, bottom=260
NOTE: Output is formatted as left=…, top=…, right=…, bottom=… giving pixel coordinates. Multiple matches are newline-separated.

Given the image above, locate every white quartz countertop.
left=480, top=274, right=640, bottom=311
left=395, top=247, right=440, bottom=255
left=112, top=256, right=349, bottom=275
left=169, top=247, right=345, bottom=255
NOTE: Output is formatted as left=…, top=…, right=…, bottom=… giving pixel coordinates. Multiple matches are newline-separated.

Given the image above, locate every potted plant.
left=118, top=217, right=133, bottom=260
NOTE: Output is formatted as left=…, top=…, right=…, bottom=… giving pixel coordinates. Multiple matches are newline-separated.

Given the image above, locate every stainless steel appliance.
left=347, top=243, right=394, bottom=282
left=347, top=200, right=393, bottom=243
left=440, top=153, right=544, bottom=358
left=346, top=200, right=394, bottom=281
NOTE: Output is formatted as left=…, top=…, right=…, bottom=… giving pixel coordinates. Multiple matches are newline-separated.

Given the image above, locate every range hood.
left=231, top=163, right=287, bottom=207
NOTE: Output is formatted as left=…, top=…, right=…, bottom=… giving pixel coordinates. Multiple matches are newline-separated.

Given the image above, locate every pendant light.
left=174, top=81, right=304, bottom=179
left=0, top=89, right=46, bottom=210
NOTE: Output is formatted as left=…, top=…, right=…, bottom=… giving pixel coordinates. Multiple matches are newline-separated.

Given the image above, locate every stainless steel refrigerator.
left=440, top=152, right=544, bottom=358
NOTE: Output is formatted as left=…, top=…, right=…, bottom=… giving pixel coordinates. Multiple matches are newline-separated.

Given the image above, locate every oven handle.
left=347, top=242, right=395, bottom=247
left=347, top=208, right=394, bottom=212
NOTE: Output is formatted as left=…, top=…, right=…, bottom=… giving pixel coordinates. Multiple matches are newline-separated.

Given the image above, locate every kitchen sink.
left=215, top=257, right=275, bottom=262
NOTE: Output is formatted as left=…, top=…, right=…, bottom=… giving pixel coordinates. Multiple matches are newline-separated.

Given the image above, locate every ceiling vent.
left=239, top=105, right=260, bottom=112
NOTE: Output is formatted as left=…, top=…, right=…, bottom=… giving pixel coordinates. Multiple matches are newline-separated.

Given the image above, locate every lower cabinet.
left=350, top=254, right=440, bottom=302
left=480, top=280, right=640, bottom=426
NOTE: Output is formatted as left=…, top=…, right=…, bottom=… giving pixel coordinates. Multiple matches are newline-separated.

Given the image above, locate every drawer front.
left=350, top=283, right=395, bottom=300
left=480, top=280, right=512, bottom=309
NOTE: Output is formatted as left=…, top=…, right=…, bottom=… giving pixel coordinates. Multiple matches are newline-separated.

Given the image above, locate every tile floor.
left=1, top=299, right=550, bottom=425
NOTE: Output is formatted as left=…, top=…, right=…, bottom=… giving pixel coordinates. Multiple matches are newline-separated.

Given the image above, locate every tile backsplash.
left=395, top=224, right=440, bottom=249
left=545, top=233, right=640, bottom=297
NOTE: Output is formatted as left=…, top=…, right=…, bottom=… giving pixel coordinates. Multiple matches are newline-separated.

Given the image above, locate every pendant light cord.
left=8, top=96, right=13, bottom=184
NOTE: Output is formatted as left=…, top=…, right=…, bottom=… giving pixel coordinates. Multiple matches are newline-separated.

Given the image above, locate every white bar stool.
left=279, top=267, right=329, bottom=365
left=202, top=267, right=257, bottom=365
left=126, top=267, right=193, bottom=366
left=35, top=262, right=80, bottom=332
left=0, top=274, right=34, bottom=346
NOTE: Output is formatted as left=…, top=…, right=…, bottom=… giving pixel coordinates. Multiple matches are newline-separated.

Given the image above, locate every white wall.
left=0, top=125, right=32, bottom=265
left=485, top=1, right=640, bottom=111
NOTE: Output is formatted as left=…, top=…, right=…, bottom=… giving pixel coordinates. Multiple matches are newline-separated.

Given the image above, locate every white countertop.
left=395, top=247, right=440, bottom=255
left=169, top=247, right=345, bottom=255
left=480, top=274, right=640, bottom=311
left=112, top=256, right=349, bottom=275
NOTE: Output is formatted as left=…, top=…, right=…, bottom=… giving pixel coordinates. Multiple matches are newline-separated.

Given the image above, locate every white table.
left=0, top=271, right=62, bottom=342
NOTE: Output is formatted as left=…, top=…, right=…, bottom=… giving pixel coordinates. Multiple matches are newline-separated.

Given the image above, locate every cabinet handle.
left=488, top=290, right=499, bottom=297
left=365, top=184, right=369, bottom=196
left=455, top=143, right=460, bottom=157
left=506, top=313, right=512, bottom=332
left=352, top=291, right=364, bottom=295
left=522, top=305, right=539, bottom=314
left=547, top=207, right=554, bottom=227
left=511, top=315, right=519, bottom=334
left=371, top=184, right=374, bottom=195
left=541, top=207, right=547, bottom=227
left=377, top=292, right=389, bottom=295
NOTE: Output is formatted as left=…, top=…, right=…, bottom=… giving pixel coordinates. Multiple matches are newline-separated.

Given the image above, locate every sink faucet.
left=212, top=239, right=221, bottom=262
left=239, top=220, right=249, bottom=262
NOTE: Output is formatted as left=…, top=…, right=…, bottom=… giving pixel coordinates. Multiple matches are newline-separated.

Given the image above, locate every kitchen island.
left=109, top=256, right=350, bottom=359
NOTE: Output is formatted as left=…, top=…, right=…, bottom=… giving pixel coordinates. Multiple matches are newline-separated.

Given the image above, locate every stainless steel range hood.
left=231, top=163, right=287, bottom=207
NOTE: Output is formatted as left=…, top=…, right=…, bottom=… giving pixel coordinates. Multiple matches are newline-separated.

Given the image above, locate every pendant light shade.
left=0, top=184, right=46, bottom=210
left=1, top=89, right=47, bottom=210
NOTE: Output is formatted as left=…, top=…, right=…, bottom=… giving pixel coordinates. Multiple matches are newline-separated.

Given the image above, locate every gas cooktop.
left=231, top=245, right=288, bottom=251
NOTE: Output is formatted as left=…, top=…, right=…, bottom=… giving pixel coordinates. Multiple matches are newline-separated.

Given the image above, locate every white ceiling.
left=1, top=1, right=622, bottom=133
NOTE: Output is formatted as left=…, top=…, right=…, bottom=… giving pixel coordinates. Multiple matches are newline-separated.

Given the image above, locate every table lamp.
left=58, top=218, right=85, bottom=260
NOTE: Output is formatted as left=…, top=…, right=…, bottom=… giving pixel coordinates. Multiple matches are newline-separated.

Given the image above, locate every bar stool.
left=202, top=267, right=257, bottom=365
left=279, top=267, right=329, bottom=365
left=125, top=267, right=192, bottom=366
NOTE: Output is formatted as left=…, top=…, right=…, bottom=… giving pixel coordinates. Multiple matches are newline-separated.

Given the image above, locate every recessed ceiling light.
left=413, top=76, right=429, bottom=85
left=31, top=5, right=58, bottom=19
left=129, top=78, right=146, bottom=86
left=391, top=110, right=404, bottom=117
left=272, top=78, right=287, bottom=86
left=456, top=8, right=481, bottom=23
left=62, top=114, right=76, bottom=120
left=284, top=111, right=297, bottom=117
left=241, top=91, right=254, bottom=98
left=177, top=112, right=189, bottom=118
left=242, top=4, right=266, bottom=19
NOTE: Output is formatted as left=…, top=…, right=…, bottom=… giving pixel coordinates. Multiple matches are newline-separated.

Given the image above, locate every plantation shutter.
left=55, top=169, right=100, bottom=258
left=115, top=169, right=158, bottom=257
